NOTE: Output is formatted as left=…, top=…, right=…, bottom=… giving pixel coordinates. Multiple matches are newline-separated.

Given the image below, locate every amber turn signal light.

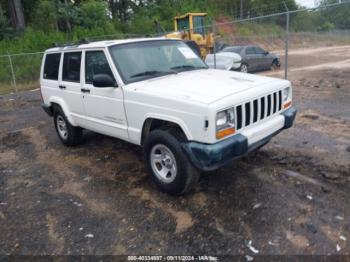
left=283, top=101, right=292, bottom=109
left=216, top=127, right=235, bottom=139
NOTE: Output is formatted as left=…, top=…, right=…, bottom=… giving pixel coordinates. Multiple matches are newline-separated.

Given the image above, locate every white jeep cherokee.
left=40, top=38, right=296, bottom=195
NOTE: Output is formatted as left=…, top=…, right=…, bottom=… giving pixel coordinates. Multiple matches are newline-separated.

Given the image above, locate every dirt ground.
left=0, top=45, right=349, bottom=259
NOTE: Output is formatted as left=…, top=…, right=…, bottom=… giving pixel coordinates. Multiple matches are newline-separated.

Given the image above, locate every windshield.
left=109, top=40, right=208, bottom=84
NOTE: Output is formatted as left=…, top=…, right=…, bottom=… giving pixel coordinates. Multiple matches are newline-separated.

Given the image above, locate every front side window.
left=43, top=53, right=61, bottom=80
left=62, top=52, right=81, bottom=82
left=85, top=51, right=115, bottom=84
left=255, top=47, right=266, bottom=54
left=193, top=16, right=205, bottom=35
left=109, top=40, right=207, bottom=84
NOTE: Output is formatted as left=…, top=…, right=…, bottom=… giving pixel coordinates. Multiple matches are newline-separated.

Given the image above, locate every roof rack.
left=52, top=38, right=92, bottom=48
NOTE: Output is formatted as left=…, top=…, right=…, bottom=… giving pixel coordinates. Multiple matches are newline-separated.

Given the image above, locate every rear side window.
left=246, top=47, right=255, bottom=55
left=43, top=53, right=61, bottom=80
left=223, top=47, right=242, bottom=54
left=85, top=51, right=115, bottom=84
left=62, top=52, right=82, bottom=82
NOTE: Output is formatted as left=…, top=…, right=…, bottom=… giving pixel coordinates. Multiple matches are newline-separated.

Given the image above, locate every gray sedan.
left=221, top=45, right=280, bottom=73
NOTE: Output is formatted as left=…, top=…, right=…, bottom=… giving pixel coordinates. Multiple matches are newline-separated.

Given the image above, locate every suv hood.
left=128, top=69, right=287, bottom=104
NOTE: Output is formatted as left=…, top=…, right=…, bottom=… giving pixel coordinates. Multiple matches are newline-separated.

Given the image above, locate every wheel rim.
left=241, top=64, right=248, bottom=73
left=150, top=144, right=177, bottom=183
left=56, top=115, right=68, bottom=139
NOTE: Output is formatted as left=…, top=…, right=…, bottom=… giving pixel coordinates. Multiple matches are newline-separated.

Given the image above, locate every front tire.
left=53, top=107, right=82, bottom=147
left=271, top=59, right=280, bottom=70
left=144, top=129, right=199, bottom=195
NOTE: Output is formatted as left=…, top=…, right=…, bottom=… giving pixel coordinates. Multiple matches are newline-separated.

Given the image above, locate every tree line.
left=0, top=0, right=299, bottom=37
left=0, top=0, right=348, bottom=53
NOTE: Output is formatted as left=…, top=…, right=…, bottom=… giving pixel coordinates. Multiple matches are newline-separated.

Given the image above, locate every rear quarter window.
left=43, top=53, right=61, bottom=80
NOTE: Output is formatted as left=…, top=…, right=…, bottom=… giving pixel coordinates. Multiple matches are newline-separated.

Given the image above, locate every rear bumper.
left=182, top=107, right=297, bottom=171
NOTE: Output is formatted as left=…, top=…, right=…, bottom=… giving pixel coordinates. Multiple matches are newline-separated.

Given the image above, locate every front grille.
left=235, top=90, right=283, bottom=131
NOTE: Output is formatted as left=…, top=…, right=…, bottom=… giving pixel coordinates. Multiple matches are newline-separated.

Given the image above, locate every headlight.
left=283, top=87, right=290, bottom=102
left=216, top=111, right=228, bottom=126
left=283, top=87, right=292, bottom=109
left=216, top=108, right=235, bottom=139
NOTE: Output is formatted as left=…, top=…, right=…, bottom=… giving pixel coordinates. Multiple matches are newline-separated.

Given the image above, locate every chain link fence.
left=0, top=32, right=145, bottom=96
left=1, top=1, right=350, bottom=96
left=0, top=52, right=43, bottom=95
left=212, top=1, right=350, bottom=80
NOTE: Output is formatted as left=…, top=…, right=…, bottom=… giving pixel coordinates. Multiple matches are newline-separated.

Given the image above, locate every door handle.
left=59, top=85, right=66, bottom=89
left=81, top=88, right=90, bottom=93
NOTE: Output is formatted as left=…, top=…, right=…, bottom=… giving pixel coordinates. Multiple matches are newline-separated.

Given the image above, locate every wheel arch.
left=140, top=116, right=191, bottom=146
left=48, top=97, right=76, bottom=126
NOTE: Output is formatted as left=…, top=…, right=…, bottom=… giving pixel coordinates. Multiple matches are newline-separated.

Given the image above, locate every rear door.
left=81, top=49, right=128, bottom=140
left=245, top=46, right=257, bottom=71
left=60, top=51, right=85, bottom=125
left=41, top=52, right=61, bottom=102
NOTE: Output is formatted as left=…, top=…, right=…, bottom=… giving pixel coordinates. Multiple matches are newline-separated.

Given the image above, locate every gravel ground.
left=0, top=45, right=349, bottom=260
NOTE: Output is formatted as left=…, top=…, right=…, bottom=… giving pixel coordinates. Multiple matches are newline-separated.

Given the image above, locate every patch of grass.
left=0, top=81, right=39, bottom=95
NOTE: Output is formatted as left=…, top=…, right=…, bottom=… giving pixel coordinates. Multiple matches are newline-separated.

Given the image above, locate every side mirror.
left=92, top=74, right=117, bottom=88
left=264, top=51, right=269, bottom=55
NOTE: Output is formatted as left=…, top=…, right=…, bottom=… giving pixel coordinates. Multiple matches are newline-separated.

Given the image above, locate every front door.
left=81, top=49, right=128, bottom=140
left=255, top=47, right=271, bottom=69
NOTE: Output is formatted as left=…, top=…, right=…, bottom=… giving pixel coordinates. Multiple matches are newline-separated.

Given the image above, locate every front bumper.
left=182, top=107, right=297, bottom=171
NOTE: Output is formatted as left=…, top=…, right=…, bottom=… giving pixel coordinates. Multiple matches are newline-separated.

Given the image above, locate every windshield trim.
left=108, top=39, right=207, bottom=84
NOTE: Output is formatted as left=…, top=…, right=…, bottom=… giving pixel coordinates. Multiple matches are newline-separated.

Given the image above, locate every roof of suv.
left=45, top=37, right=167, bottom=53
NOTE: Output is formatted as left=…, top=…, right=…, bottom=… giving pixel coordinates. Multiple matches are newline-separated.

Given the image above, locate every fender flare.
left=142, top=113, right=193, bottom=141
left=48, top=96, right=76, bottom=126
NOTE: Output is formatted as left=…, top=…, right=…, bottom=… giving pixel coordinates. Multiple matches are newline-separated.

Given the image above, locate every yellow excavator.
left=163, top=13, right=215, bottom=58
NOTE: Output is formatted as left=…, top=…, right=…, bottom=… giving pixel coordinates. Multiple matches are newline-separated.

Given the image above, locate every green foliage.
left=1, top=0, right=350, bottom=95
left=233, top=22, right=284, bottom=36
left=77, top=1, right=113, bottom=30
left=0, top=4, right=14, bottom=40
left=32, top=1, right=57, bottom=32
left=318, top=21, right=336, bottom=31
left=0, top=5, right=7, bottom=28
left=291, top=11, right=319, bottom=32
left=56, top=0, right=79, bottom=32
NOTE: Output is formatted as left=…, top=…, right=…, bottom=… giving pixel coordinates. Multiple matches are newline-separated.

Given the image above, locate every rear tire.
left=240, top=63, right=248, bottom=73
left=53, top=106, right=82, bottom=147
left=144, top=129, right=199, bottom=195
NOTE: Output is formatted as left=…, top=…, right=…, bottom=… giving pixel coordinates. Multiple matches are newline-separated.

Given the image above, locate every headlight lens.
left=216, top=111, right=228, bottom=126
left=282, top=87, right=292, bottom=109
left=283, top=87, right=290, bottom=102
left=216, top=108, right=235, bottom=139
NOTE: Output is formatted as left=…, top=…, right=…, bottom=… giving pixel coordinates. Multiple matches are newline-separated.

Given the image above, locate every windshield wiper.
left=171, top=65, right=208, bottom=71
left=130, top=70, right=177, bottom=78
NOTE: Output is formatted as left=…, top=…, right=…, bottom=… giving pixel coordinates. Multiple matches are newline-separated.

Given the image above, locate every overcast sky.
left=295, top=0, right=317, bottom=8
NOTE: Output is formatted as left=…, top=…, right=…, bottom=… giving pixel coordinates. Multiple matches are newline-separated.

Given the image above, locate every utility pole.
left=240, top=0, right=244, bottom=19
left=283, top=1, right=289, bottom=80
left=212, top=21, right=216, bottom=69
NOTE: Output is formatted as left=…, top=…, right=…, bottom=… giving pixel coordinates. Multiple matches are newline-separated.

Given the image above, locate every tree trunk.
left=64, top=0, right=71, bottom=32
left=8, top=0, right=25, bottom=29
